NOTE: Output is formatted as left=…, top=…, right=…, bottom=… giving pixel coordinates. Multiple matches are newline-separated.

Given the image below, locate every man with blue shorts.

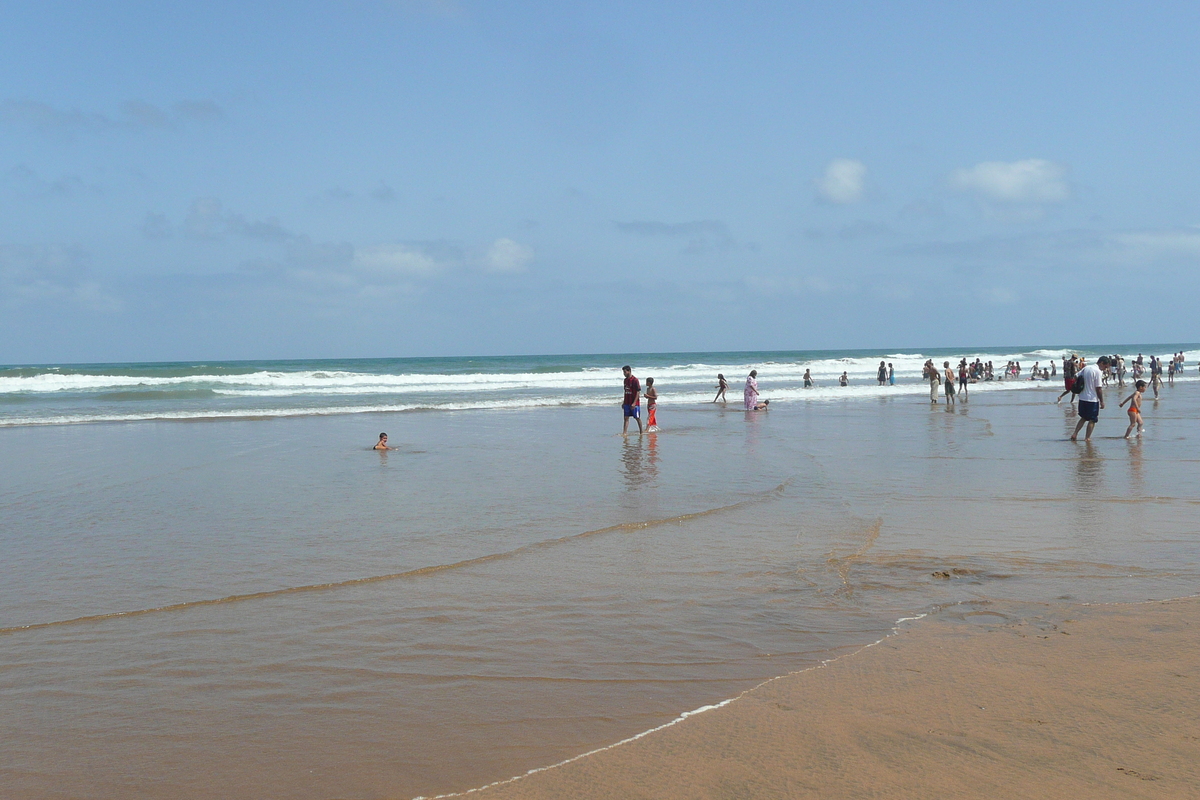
left=1070, top=355, right=1110, bottom=441
left=621, top=365, right=643, bottom=436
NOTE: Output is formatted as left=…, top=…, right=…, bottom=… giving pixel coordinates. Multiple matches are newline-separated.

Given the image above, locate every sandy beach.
left=467, top=596, right=1199, bottom=800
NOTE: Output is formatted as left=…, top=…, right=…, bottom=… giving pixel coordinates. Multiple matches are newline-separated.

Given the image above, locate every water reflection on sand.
left=1, top=384, right=1197, bottom=800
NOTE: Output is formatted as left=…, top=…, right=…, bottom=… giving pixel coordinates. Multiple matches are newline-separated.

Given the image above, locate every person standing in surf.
left=621, top=365, right=643, bottom=436
left=943, top=361, right=956, bottom=405
left=713, top=373, right=728, bottom=403
left=1070, top=355, right=1110, bottom=441
left=744, top=370, right=761, bottom=410
left=877, top=361, right=887, bottom=385
left=1056, top=354, right=1078, bottom=404
left=888, top=362, right=895, bottom=385
left=644, top=377, right=659, bottom=432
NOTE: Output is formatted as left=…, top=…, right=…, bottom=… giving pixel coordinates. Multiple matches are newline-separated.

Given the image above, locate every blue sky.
left=2, top=1, right=1198, bottom=363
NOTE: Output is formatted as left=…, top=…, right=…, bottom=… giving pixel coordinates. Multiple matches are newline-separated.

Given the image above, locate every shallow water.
left=1, top=379, right=1197, bottom=799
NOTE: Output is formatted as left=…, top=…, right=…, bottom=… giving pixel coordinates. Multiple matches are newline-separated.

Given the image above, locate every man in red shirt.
left=621, top=365, right=643, bottom=435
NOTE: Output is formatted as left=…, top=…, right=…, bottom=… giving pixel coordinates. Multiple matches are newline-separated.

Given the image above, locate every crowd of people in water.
left=603, top=351, right=1191, bottom=440
left=368, top=351, right=1191, bottom=446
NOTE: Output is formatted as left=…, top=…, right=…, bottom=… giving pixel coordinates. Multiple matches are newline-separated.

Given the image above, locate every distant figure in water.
left=373, top=433, right=393, bottom=450
left=644, top=377, right=658, bottom=431
left=744, top=370, right=766, bottom=410
left=803, top=368, right=813, bottom=388
left=888, top=363, right=895, bottom=385
left=877, top=361, right=887, bottom=385
left=713, top=373, right=728, bottom=403
left=839, top=371, right=849, bottom=386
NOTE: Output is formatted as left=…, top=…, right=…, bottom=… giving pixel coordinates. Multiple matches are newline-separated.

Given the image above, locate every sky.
left=2, top=1, right=1198, bottom=364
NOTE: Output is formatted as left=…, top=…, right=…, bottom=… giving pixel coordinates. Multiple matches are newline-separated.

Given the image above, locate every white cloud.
left=353, top=244, right=443, bottom=276
left=485, top=238, right=534, bottom=273
left=951, top=159, right=1069, bottom=204
left=817, top=159, right=867, bottom=204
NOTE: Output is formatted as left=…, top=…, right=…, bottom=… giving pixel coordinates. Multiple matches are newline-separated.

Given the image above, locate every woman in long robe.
left=744, top=370, right=759, bottom=410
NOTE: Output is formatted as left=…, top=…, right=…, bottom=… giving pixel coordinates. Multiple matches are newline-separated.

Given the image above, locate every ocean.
left=5, top=345, right=1195, bottom=427
left=2, top=345, right=1198, bottom=799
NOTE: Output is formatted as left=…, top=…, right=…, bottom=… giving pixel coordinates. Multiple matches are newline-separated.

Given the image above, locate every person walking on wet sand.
left=713, top=373, right=728, bottom=403
left=621, top=365, right=643, bottom=436
left=1070, top=355, right=1110, bottom=441
left=1120, top=380, right=1147, bottom=438
left=957, top=359, right=969, bottom=399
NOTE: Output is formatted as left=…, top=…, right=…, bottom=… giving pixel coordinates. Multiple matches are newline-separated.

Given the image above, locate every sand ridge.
left=460, top=596, right=1199, bottom=799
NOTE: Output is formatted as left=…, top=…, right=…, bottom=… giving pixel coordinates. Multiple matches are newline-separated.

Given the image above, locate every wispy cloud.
left=393, top=0, right=468, bottom=20
left=615, top=219, right=739, bottom=254
left=816, top=159, right=867, bottom=204
left=313, top=182, right=399, bottom=205
left=893, top=226, right=1200, bottom=271
left=804, top=220, right=893, bottom=241
left=1109, top=229, right=1200, bottom=258
left=0, top=244, right=122, bottom=312
left=369, top=182, right=397, bottom=203
left=180, top=198, right=298, bottom=242
left=2, top=165, right=102, bottom=197
left=0, top=98, right=223, bottom=137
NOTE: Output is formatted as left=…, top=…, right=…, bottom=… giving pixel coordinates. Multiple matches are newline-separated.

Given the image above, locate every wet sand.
left=5, top=384, right=1198, bottom=799
left=468, top=595, right=1200, bottom=799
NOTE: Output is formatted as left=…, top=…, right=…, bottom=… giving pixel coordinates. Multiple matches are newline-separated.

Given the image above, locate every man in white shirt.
left=1070, top=355, right=1111, bottom=441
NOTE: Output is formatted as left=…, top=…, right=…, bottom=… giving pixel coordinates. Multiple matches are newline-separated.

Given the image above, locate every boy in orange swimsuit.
left=1120, top=380, right=1147, bottom=438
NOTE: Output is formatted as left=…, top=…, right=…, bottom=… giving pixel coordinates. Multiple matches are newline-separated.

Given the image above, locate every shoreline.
left=446, top=594, right=1200, bottom=799
left=8, top=375, right=1197, bottom=429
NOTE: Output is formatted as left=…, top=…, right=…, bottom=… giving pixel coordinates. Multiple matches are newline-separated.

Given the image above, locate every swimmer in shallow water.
left=373, top=432, right=394, bottom=450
